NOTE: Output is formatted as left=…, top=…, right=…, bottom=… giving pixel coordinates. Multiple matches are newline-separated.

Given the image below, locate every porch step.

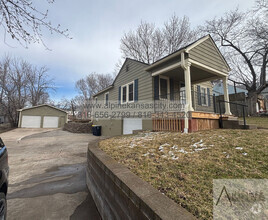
left=222, top=116, right=238, bottom=121
left=238, top=121, right=257, bottom=129
left=222, top=119, right=257, bottom=130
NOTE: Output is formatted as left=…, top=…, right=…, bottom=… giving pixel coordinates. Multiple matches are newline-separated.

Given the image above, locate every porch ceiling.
left=161, top=65, right=219, bottom=84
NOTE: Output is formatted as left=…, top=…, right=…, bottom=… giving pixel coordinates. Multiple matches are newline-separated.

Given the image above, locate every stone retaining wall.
left=86, top=142, right=196, bottom=220
left=63, top=122, right=92, bottom=133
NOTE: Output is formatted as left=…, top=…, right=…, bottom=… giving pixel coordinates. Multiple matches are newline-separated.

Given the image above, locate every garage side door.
left=43, top=116, right=59, bottom=128
left=21, top=116, right=41, bottom=128
left=123, top=118, right=142, bottom=135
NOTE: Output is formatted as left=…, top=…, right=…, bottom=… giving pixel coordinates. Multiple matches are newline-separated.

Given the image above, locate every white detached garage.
left=18, top=104, right=67, bottom=128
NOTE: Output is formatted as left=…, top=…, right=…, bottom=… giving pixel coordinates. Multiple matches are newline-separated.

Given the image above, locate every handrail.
left=218, top=100, right=248, bottom=107
left=218, top=100, right=247, bottom=129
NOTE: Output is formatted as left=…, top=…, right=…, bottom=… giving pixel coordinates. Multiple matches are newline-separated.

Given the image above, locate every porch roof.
left=145, top=35, right=230, bottom=82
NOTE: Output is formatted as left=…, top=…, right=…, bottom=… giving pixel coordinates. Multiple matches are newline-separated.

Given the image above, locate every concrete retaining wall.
left=86, top=142, right=196, bottom=220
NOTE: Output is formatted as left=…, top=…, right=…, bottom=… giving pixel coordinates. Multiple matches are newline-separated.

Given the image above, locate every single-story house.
left=93, top=35, right=232, bottom=136
left=18, top=104, right=67, bottom=128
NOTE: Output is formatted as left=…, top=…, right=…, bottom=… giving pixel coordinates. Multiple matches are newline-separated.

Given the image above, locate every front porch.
left=145, top=35, right=232, bottom=133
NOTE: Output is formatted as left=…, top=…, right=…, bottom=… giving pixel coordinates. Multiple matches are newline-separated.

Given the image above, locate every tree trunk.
left=247, top=91, right=258, bottom=116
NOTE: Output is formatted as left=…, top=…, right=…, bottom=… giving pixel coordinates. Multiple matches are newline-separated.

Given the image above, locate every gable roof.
left=93, top=58, right=148, bottom=97
left=145, top=35, right=230, bottom=71
left=17, top=104, right=67, bottom=113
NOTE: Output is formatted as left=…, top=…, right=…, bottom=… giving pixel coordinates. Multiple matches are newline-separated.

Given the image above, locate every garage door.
left=21, top=116, right=41, bottom=128
left=123, top=118, right=142, bottom=135
left=43, top=116, right=59, bottom=128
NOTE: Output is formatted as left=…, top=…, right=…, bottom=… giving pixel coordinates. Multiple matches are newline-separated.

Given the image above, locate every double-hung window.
left=128, top=83, right=134, bottom=102
left=201, top=87, right=207, bottom=105
left=121, top=81, right=134, bottom=103
left=104, top=92, right=109, bottom=106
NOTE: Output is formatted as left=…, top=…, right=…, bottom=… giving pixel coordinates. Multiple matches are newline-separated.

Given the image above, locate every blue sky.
left=0, top=0, right=255, bottom=101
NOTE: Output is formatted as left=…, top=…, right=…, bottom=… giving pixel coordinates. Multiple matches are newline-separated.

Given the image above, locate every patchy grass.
left=240, top=116, right=268, bottom=129
left=99, top=129, right=268, bottom=219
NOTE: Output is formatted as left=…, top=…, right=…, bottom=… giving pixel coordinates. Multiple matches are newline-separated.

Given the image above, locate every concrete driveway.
left=1, top=128, right=101, bottom=220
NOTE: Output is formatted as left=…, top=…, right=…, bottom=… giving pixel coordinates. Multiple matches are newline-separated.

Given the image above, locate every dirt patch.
left=63, top=122, right=92, bottom=133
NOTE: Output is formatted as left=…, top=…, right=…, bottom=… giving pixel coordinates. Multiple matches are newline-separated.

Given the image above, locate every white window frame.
left=159, top=76, right=170, bottom=100
left=104, top=92, right=109, bottom=106
left=121, top=81, right=134, bottom=104
left=200, top=87, right=208, bottom=106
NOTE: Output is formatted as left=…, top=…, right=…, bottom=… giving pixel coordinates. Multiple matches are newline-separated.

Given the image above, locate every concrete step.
left=222, top=116, right=238, bottom=121
left=223, top=120, right=258, bottom=129
left=238, top=121, right=258, bottom=129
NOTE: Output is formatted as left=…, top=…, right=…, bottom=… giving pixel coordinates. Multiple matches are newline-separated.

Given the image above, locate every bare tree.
left=200, top=2, right=268, bottom=114
left=0, top=0, right=70, bottom=47
left=0, top=57, right=28, bottom=126
left=164, top=15, right=196, bottom=54
left=76, top=72, right=114, bottom=99
left=26, top=65, right=54, bottom=106
left=75, top=72, right=114, bottom=117
left=120, top=15, right=196, bottom=64
left=0, top=55, right=54, bottom=126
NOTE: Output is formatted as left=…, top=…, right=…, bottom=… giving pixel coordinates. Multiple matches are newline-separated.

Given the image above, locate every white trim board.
left=151, top=62, right=181, bottom=76
left=189, top=59, right=228, bottom=77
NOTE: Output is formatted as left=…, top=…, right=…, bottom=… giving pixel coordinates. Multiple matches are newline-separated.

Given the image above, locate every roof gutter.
left=93, top=85, right=114, bottom=97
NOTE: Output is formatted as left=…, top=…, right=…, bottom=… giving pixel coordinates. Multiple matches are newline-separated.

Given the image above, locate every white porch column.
left=184, top=62, right=194, bottom=112
left=183, top=61, right=194, bottom=133
left=222, top=76, right=232, bottom=115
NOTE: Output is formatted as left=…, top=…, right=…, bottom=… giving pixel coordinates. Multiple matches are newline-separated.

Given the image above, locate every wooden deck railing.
left=152, top=112, right=184, bottom=132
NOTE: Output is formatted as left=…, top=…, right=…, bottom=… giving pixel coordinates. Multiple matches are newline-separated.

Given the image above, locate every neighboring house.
left=213, top=82, right=247, bottom=96
left=18, top=104, right=67, bottom=128
left=93, top=35, right=232, bottom=136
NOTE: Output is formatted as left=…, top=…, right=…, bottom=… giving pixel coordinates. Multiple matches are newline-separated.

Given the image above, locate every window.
left=95, top=97, right=97, bottom=103
left=128, top=83, right=134, bottom=102
left=180, top=83, right=186, bottom=104
left=159, top=76, right=169, bottom=99
left=121, top=81, right=134, bottom=103
left=104, top=92, right=109, bottom=106
left=201, top=87, right=207, bottom=105
left=122, top=86, right=127, bottom=103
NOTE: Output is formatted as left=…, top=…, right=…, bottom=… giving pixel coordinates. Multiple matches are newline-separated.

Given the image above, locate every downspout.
left=181, top=51, right=189, bottom=133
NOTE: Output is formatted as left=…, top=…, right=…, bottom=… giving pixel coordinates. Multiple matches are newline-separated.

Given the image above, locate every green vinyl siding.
left=192, top=81, right=214, bottom=112
left=94, top=59, right=153, bottom=102
left=92, top=59, right=153, bottom=136
left=189, top=38, right=229, bottom=73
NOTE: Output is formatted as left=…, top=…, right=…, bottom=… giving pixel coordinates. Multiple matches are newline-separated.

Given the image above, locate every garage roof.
left=17, top=104, right=67, bottom=113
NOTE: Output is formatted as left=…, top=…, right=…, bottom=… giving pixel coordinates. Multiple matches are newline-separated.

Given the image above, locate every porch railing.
left=154, top=91, right=186, bottom=112
left=154, top=90, right=249, bottom=118
left=154, top=90, right=217, bottom=113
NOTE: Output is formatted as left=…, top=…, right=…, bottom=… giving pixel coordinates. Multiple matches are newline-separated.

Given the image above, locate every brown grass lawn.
left=241, top=116, right=268, bottom=129
left=99, top=129, right=268, bottom=219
